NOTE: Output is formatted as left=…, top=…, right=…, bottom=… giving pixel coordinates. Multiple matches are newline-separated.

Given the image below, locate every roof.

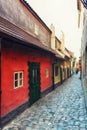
left=0, top=16, right=52, bottom=52
left=64, top=48, right=71, bottom=58
left=55, top=53, right=65, bottom=60
left=0, top=0, right=66, bottom=60
left=65, top=48, right=74, bottom=58
left=55, top=36, right=61, bottom=43
left=0, top=16, right=65, bottom=60
left=52, top=50, right=65, bottom=60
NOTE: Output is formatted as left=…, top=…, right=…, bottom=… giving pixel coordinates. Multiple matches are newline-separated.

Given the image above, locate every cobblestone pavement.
left=2, top=74, right=87, bottom=130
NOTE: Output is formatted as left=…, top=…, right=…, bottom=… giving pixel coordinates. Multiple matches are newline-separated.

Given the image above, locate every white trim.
left=46, top=68, right=49, bottom=78
left=14, top=71, right=23, bottom=89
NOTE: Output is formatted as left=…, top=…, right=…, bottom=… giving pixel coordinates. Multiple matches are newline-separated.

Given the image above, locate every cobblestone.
left=2, top=74, right=87, bottom=130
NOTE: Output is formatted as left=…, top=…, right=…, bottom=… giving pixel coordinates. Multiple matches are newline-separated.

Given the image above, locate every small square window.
left=14, top=71, right=23, bottom=88
left=35, top=24, right=39, bottom=35
left=46, top=68, right=49, bottom=78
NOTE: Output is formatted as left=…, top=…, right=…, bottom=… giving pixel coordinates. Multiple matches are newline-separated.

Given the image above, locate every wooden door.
left=28, top=62, right=40, bottom=105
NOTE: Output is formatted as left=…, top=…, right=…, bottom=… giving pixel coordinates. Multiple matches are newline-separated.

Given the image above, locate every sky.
left=26, top=0, right=82, bottom=59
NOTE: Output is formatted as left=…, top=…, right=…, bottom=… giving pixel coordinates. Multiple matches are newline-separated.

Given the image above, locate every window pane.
left=15, top=73, right=18, bottom=80
left=55, top=66, right=58, bottom=76
left=19, top=80, right=22, bottom=86
left=15, top=81, right=18, bottom=87
left=20, top=73, right=22, bottom=78
left=46, top=68, right=49, bottom=78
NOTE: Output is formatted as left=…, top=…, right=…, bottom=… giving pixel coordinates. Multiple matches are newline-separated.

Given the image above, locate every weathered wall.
left=0, top=0, right=51, bottom=47
left=54, top=63, right=61, bottom=84
left=82, top=8, right=87, bottom=109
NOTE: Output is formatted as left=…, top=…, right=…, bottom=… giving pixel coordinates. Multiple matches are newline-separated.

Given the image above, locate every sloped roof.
left=65, top=48, right=74, bottom=58
left=0, top=0, right=65, bottom=60
left=55, top=53, right=65, bottom=60
left=0, top=16, right=52, bottom=52
left=0, top=16, right=65, bottom=60
left=55, top=50, right=65, bottom=60
left=64, top=48, right=71, bottom=58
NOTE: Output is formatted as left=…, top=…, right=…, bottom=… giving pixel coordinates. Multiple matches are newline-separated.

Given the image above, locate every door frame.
left=28, top=62, right=40, bottom=105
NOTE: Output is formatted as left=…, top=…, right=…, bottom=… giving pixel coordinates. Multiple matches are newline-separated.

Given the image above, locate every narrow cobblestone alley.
left=2, top=74, right=87, bottom=130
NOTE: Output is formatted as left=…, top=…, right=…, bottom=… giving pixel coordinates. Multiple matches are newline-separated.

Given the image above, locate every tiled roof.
left=0, top=16, right=52, bottom=52
left=0, top=16, right=64, bottom=60
left=65, top=48, right=72, bottom=58
left=55, top=50, right=65, bottom=60
left=55, top=53, right=65, bottom=60
left=0, top=0, right=66, bottom=60
left=65, top=48, right=74, bottom=58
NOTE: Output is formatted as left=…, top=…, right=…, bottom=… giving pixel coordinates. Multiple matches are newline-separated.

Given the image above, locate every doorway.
left=28, top=62, right=40, bottom=105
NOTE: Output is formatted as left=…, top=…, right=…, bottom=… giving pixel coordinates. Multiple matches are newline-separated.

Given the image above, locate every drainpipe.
left=0, top=53, right=1, bottom=128
left=52, top=63, right=55, bottom=90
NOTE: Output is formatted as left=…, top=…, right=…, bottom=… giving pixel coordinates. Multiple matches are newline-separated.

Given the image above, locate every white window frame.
left=14, top=71, right=23, bottom=89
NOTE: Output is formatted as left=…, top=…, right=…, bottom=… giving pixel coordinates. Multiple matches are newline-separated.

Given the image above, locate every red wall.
left=0, top=51, right=1, bottom=115
left=1, top=49, right=52, bottom=117
left=40, top=60, right=52, bottom=92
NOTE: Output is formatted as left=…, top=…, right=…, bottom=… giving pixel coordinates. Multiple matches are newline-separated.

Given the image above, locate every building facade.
left=0, top=0, right=75, bottom=127
left=0, top=0, right=59, bottom=126
left=50, top=24, right=74, bottom=86
left=77, top=0, right=87, bottom=108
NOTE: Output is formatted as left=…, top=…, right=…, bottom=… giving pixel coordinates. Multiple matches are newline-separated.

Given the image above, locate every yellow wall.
left=54, top=63, right=60, bottom=84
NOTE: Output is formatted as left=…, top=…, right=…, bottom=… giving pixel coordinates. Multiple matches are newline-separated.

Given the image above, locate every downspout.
left=52, top=63, right=55, bottom=90
left=52, top=60, right=57, bottom=90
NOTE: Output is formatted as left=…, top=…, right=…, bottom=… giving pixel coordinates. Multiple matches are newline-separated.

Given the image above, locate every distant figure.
left=76, top=68, right=78, bottom=74
left=79, top=64, right=82, bottom=79
left=77, top=61, right=82, bottom=79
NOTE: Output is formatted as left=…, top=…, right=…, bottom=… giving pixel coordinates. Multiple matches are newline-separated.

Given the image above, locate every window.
left=55, top=66, right=58, bottom=76
left=46, top=68, right=49, bottom=78
left=14, top=71, right=23, bottom=88
left=35, top=24, right=39, bottom=35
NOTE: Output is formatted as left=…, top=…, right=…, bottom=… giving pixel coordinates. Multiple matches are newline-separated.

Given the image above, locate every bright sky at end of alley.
left=26, top=0, right=81, bottom=59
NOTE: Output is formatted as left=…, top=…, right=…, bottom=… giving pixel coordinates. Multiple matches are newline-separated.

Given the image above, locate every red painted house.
left=0, top=0, right=63, bottom=127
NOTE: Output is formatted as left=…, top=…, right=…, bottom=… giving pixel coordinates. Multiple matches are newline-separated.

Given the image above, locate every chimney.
left=50, top=24, right=55, bottom=50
